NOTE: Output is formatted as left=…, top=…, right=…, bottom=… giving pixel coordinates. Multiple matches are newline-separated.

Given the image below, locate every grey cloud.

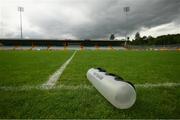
left=82, top=0, right=180, bottom=39
left=1, top=0, right=180, bottom=39
left=61, top=0, right=180, bottom=39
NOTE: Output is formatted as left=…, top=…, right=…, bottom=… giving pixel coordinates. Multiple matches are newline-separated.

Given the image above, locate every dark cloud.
left=1, top=0, right=180, bottom=39
left=73, top=0, right=180, bottom=39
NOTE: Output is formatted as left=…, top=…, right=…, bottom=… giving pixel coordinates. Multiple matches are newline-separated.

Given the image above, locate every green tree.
left=135, top=32, right=141, bottom=40
left=110, top=34, right=115, bottom=40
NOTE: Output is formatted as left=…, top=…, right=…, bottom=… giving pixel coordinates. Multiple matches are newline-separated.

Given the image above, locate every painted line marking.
left=0, top=85, right=93, bottom=91
left=42, top=51, right=77, bottom=89
left=135, top=82, right=180, bottom=88
left=0, top=83, right=180, bottom=91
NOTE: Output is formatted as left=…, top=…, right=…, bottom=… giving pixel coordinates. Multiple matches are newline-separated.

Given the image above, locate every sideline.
left=1, top=82, right=180, bottom=91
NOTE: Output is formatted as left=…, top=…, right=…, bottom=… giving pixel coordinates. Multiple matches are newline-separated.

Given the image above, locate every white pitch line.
left=0, top=85, right=41, bottom=91
left=42, top=51, right=77, bottom=89
left=135, top=82, right=180, bottom=88
left=0, top=83, right=180, bottom=91
left=0, top=85, right=93, bottom=91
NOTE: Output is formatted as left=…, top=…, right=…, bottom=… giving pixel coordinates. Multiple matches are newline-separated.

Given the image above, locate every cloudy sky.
left=0, top=0, right=180, bottom=40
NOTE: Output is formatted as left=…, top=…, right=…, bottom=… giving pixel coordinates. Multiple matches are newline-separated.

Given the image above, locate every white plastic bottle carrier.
left=86, top=68, right=136, bottom=109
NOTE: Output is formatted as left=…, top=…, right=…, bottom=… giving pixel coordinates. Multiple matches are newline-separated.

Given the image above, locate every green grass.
left=0, top=87, right=179, bottom=119
left=59, top=51, right=180, bottom=85
left=0, top=50, right=180, bottom=119
left=0, top=51, right=73, bottom=86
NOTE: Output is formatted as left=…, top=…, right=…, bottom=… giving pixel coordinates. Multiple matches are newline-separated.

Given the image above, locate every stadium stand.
left=0, top=39, right=125, bottom=50
left=1, top=39, right=179, bottom=50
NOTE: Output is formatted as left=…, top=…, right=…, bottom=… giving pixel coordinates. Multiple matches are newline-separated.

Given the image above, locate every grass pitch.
left=0, top=51, right=73, bottom=86
left=0, top=50, right=180, bottom=119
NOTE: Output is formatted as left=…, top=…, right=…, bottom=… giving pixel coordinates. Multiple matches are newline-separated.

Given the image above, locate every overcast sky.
left=0, top=0, right=180, bottom=40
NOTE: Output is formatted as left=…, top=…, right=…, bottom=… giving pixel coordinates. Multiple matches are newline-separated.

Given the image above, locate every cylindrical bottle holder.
left=86, top=68, right=136, bottom=109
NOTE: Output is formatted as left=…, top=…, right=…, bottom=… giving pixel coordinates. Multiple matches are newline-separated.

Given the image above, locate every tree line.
left=130, top=32, right=180, bottom=45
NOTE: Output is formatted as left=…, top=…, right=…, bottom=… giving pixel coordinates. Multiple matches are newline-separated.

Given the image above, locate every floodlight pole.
left=18, top=7, right=24, bottom=39
left=123, top=7, right=130, bottom=47
left=0, top=8, right=3, bottom=38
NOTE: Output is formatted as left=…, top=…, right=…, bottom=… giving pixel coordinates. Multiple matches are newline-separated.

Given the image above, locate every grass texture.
left=0, top=50, right=180, bottom=119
